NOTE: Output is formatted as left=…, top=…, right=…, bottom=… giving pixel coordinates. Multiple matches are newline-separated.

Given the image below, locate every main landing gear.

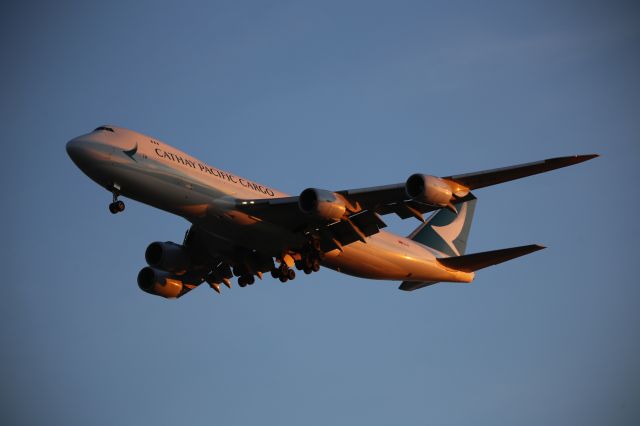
left=108, top=189, right=125, bottom=214
left=301, top=257, right=321, bottom=275
left=233, top=237, right=324, bottom=289
left=271, top=263, right=296, bottom=283
left=237, top=275, right=255, bottom=287
left=296, top=237, right=322, bottom=275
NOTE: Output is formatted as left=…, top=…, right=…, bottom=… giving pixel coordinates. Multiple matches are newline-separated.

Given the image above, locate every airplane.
left=66, top=125, right=597, bottom=297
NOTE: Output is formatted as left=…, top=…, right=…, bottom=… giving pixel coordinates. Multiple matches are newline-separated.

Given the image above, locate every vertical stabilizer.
left=408, top=194, right=477, bottom=257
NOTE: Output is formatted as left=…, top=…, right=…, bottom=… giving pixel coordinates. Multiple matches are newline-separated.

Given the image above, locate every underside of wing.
left=335, top=184, right=441, bottom=220
left=443, top=154, right=598, bottom=190
left=234, top=194, right=389, bottom=252
left=234, top=154, right=597, bottom=253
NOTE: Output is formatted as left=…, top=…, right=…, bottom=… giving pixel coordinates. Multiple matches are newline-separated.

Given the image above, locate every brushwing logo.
left=123, top=142, right=138, bottom=162
left=409, top=195, right=476, bottom=257
left=431, top=202, right=468, bottom=256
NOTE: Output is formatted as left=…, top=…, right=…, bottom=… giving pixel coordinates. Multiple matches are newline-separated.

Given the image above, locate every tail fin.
left=409, top=194, right=477, bottom=257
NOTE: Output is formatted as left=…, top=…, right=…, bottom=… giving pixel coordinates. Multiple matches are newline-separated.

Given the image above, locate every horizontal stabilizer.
left=443, top=155, right=598, bottom=190
left=436, top=244, right=545, bottom=272
left=398, top=281, right=439, bottom=291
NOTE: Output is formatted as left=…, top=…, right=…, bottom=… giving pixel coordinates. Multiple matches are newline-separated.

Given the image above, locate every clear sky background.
left=2, top=1, right=639, bottom=425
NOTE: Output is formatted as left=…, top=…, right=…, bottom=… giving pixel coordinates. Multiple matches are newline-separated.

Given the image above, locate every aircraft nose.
left=66, top=133, right=114, bottom=185
left=66, top=137, right=83, bottom=160
left=66, top=136, right=93, bottom=167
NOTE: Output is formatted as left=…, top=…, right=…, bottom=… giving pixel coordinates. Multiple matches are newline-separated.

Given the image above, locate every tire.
left=116, top=200, right=125, bottom=212
left=287, top=269, right=296, bottom=280
left=108, top=203, right=118, bottom=214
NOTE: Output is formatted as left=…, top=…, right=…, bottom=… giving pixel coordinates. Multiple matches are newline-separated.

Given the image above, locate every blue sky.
left=2, top=1, right=639, bottom=425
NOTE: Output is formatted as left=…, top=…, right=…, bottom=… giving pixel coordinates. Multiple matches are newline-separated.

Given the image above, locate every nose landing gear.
left=109, top=200, right=125, bottom=214
left=108, top=189, right=125, bottom=214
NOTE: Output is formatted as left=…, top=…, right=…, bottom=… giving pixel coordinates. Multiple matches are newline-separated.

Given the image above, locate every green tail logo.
left=408, top=194, right=477, bottom=257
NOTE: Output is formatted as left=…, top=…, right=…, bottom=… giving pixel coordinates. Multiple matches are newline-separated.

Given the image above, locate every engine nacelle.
left=405, top=174, right=453, bottom=207
left=145, top=241, right=190, bottom=274
left=137, top=266, right=186, bottom=299
left=298, top=188, right=347, bottom=221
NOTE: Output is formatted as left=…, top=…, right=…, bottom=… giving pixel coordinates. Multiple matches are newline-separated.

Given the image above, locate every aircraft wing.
left=233, top=183, right=442, bottom=239
left=442, top=154, right=598, bottom=190
left=234, top=195, right=394, bottom=251
left=235, top=154, right=597, bottom=251
left=334, top=184, right=439, bottom=220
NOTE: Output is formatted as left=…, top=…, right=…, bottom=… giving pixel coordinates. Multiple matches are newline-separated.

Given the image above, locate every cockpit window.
left=94, top=126, right=115, bottom=132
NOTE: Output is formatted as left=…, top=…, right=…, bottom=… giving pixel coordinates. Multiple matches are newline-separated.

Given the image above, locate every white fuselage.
left=66, top=126, right=474, bottom=285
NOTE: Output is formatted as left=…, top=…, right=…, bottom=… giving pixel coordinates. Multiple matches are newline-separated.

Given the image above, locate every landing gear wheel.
left=287, top=269, right=296, bottom=280
left=304, top=257, right=313, bottom=269
left=247, top=275, right=255, bottom=285
left=303, top=268, right=312, bottom=275
left=109, top=188, right=125, bottom=214
left=279, top=275, right=288, bottom=283
left=270, top=269, right=279, bottom=279
left=311, top=259, right=320, bottom=272
left=238, top=276, right=247, bottom=287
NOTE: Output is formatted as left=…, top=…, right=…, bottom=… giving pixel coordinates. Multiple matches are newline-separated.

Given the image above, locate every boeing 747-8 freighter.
left=66, top=125, right=597, bottom=297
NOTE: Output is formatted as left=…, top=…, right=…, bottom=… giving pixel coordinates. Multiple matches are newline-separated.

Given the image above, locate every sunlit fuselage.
left=66, top=126, right=474, bottom=284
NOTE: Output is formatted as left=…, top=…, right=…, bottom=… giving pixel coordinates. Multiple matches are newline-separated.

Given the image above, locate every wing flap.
left=349, top=210, right=387, bottom=236
left=319, top=211, right=386, bottom=250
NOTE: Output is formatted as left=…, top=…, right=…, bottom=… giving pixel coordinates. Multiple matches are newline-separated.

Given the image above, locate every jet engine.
left=137, top=266, right=187, bottom=299
left=298, top=188, right=347, bottom=221
left=145, top=241, right=190, bottom=274
left=405, top=174, right=454, bottom=207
